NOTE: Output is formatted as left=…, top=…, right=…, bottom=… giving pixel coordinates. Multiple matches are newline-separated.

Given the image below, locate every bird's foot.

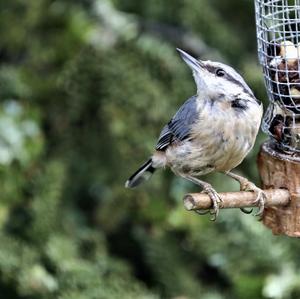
left=195, top=184, right=223, bottom=221
left=240, top=181, right=267, bottom=217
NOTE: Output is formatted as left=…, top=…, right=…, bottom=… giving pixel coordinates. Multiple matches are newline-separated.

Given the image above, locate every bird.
left=125, top=48, right=265, bottom=220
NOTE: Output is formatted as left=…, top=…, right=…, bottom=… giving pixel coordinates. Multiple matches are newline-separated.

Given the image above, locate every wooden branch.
left=183, top=189, right=290, bottom=211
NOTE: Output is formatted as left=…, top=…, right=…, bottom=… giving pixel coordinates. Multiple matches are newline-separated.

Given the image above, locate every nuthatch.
left=125, top=49, right=264, bottom=220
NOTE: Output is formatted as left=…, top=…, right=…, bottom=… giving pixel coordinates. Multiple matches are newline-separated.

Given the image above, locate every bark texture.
left=258, top=141, right=300, bottom=237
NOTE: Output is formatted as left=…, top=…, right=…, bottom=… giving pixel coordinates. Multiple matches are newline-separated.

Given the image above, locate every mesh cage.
left=255, top=0, right=300, bottom=153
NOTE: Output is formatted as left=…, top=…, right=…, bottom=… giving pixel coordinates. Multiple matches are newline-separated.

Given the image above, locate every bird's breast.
left=165, top=102, right=262, bottom=175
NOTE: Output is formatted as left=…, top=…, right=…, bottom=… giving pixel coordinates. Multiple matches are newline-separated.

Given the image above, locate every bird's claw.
left=194, top=209, right=210, bottom=215
left=194, top=185, right=222, bottom=221
left=240, top=181, right=266, bottom=217
left=253, top=189, right=267, bottom=218
left=240, top=207, right=253, bottom=214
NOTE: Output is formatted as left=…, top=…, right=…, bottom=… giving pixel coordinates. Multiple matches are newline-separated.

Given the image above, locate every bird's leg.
left=225, top=171, right=267, bottom=216
left=184, top=175, right=222, bottom=221
left=225, top=172, right=253, bottom=214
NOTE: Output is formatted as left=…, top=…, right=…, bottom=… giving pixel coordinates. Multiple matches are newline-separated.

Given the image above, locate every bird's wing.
left=155, top=95, right=199, bottom=150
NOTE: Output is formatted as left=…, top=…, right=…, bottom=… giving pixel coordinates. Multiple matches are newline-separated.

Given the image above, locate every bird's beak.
left=177, top=48, right=206, bottom=73
left=177, top=48, right=207, bottom=92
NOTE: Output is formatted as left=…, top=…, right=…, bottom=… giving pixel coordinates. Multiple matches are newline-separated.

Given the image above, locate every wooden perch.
left=184, top=189, right=290, bottom=211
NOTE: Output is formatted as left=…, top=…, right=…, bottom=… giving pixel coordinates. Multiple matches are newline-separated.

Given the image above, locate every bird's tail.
left=125, top=158, right=155, bottom=188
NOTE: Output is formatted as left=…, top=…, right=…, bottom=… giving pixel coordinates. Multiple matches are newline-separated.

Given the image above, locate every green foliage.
left=0, top=0, right=299, bottom=298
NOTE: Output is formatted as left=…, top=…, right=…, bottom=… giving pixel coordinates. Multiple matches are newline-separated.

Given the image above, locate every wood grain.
left=258, top=141, right=300, bottom=237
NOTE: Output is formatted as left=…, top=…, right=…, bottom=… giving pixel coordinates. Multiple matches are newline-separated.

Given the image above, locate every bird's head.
left=177, top=48, right=260, bottom=111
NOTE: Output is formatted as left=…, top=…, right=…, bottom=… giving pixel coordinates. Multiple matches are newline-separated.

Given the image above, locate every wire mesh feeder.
left=255, top=0, right=300, bottom=153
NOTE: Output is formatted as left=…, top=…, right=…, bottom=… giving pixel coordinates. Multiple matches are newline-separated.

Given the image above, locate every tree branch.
left=183, top=189, right=290, bottom=211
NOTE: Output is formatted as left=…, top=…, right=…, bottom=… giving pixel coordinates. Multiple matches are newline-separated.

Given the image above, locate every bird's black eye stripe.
left=216, top=68, right=225, bottom=77
left=231, top=98, right=247, bottom=110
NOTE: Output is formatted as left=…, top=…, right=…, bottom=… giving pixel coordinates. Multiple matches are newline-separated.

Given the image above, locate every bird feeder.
left=256, top=0, right=300, bottom=236
left=184, top=0, right=300, bottom=237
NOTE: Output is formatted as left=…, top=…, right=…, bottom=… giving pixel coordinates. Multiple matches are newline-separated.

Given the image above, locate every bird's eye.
left=216, top=68, right=225, bottom=77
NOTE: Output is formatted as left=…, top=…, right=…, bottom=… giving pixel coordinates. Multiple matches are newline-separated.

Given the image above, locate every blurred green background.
left=1, top=0, right=300, bottom=298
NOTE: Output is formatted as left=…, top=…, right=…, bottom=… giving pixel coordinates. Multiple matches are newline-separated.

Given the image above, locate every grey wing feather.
left=156, top=95, right=199, bottom=150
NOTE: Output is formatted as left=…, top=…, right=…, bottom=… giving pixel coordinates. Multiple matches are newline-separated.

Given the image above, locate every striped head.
left=177, top=48, right=260, bottom=110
